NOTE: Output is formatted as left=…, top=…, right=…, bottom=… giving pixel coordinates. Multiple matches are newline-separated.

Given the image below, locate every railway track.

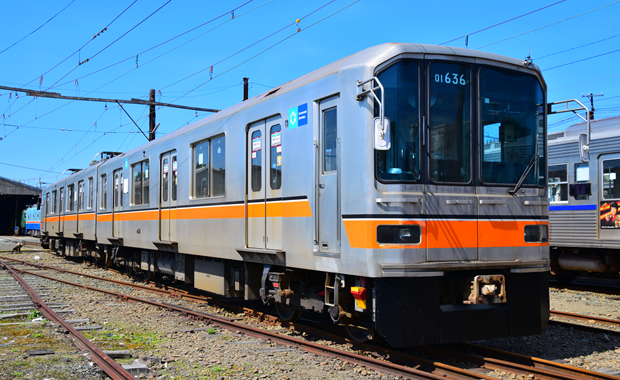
left=550, top=280, right=620, bottom=297
left=1, top=253, right=619, bottom=380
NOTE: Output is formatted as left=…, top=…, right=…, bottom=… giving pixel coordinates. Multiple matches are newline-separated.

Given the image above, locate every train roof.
left=548, top=115, right=620, bottom=145
left=48, top=43, right=543, bottom=188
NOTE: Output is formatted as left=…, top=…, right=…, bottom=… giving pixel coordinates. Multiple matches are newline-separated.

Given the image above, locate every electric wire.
left=159, top=0, right=336, bottom=91
left=534, top=33, right=620, bottom=60
left=439, top=0, right=566, bottom=46
left=157, top=0, right=360, bottom=111
left=45, top=0, right=174, bottom=92
left=0, top=0, right=76, bottom=54
left=474, top=1, right=620, bottom=50
left=0, top=162, right=62, bottom=174
left=543, top=49, right=620, bottom=71
left=50, top=1, right=265, bottom=91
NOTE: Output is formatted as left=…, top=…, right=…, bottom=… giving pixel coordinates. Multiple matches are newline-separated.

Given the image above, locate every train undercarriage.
left=43, top=235, right=549, bottom=346
left=551, top=246, right=620, bottom=282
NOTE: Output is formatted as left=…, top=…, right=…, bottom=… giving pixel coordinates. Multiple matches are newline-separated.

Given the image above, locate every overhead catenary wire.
left=439, top=0, right=567, bottom=46
left=543, top=49, right=620, bottom=71
left=473, top=0, right=620, bottom=50
left=0, top=0, right=76, bottom=54
left=534, top=33, right=620, bottom=60
left=0, top=1, right=269, bottom=138
left=49, top=1, right=265, bottom=91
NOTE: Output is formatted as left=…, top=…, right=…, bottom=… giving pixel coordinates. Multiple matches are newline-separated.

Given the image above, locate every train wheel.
left=142, top=268, right=154, bottom=282
left=345, top=324, right=377, bottom=344
left=275, top=302, right=302, bottom=322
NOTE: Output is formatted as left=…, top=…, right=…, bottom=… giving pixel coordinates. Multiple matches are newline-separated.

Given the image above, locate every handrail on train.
left=547, top=99, right=591, bottom=162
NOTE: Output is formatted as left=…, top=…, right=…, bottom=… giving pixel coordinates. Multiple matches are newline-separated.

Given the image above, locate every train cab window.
left=376, top=60, right=419, bottom=182
left=88, top=177, right=94, bottom=209
left=251, top=131, right=262, bottom=192
left=480, top=67, right=545, bottom=186
left=603, top=159, right=620, bottom=200
left=100, top=174, right=107, bottom=210
left=51, top=191, right=57, bottom=214
left=548, top=164, right=568, bottom=203
left=429, top=62, right=471, bottom=183
left=78, top=181, right=85, bottom=211
left=270, top=125, right=282, bottom=189
left=132, top=160, right=150, bottom=205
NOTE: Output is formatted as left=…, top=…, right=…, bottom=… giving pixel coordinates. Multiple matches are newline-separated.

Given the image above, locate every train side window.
left=323, top=109, right=337, bottom=172
left=602, top=159, right=620, bottom=200
left=429, top=62, right=471, bottom=183
left=251, top=131, right=262, bottom=192
left=51, top=191, right=57, bottom=214
left=59, top=187, right=64, bottom=212
left=88, top=177, right=94, bottom=209
left=132, top=160, right=149, bottom=205
left=194, top=140, right=209, bottom=198
left=270, top=125, right=282, bottom=189
left=162, top=159, right=169, bottom=202
left=46, top=192, right=50, bottom=216
left=100, top=174, right=107, bottom=210
left=67, top=185, right=74, bottom=212
left=78, top=181, right=85, bottom=211
left=211, top=136, right=225, bottom=196
left=573, top=162, right=590, bottom=200
left=548, top=164, right=568, bottom=203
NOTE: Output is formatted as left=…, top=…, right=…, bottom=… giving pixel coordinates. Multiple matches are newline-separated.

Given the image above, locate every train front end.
left=342, top=45, right=549, bottom=346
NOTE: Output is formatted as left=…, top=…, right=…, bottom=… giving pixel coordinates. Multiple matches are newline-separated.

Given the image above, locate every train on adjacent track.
left=40, top=43, right=550, bottom=347
left=548, top=115, right=620, bottom=281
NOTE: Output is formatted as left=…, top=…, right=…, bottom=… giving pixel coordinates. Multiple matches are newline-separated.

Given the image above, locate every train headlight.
left=524, top=225, right=548, bottom=243
left=377, top=225, right=421, bottom=244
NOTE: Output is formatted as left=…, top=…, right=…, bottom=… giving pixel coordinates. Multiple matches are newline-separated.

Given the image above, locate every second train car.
left=41, top=43, right=550, bottom=346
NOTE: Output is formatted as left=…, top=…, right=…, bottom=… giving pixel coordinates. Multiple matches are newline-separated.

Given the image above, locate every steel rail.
left=420, top=343, right=620, bottom=380
left=3, top=264, right=458, bottom=380
left=550, top=281, right=620, bottom=296
left=0, top=255, right=210, bottom=303
left=551, top=310, right=620, bottom=327
left=456, top=343, right=620, bottom=380
left=0, top=263, right=136, bottom=380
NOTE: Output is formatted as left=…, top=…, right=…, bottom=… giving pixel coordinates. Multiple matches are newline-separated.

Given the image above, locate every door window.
left=270, top=125, right=282, bottom=190
left=251, top=130, right=262, bottom=192
left=162, top=158, right=169, bottom=202
left=78, top=181, right=85, bottom=211
left=603, top=159, right=620, bottom=200
left=323, top=109, right=337, bottom=172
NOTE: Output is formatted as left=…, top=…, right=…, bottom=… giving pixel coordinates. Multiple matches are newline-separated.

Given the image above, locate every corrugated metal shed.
left=0, top=176, right=40, bottom=196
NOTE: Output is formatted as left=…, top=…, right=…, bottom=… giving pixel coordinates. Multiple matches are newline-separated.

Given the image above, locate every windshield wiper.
left=508, top=153, right=539, bottom=195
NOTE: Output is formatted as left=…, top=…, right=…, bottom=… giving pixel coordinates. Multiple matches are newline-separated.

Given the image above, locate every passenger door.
left=317, top=97, right=340, bottom=254
left=599, top=154, right=620, bottom=241
left=77, top=180, right=84, bottom=234
left=112, top=169, right=123, bottom=238
left=266, top=116, right=283, bottom=250
left=58, top=187, right=64, bottom=235
left=247, top=120, right=266, bottom=248
left=160, top=151, right=178, bottom=242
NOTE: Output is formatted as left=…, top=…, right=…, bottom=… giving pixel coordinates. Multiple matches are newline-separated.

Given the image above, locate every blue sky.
left=1, top=0, right=618, bottom=186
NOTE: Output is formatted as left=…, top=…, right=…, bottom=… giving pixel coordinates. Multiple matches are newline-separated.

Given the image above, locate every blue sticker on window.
left=288, top=104, right=307, bottom=129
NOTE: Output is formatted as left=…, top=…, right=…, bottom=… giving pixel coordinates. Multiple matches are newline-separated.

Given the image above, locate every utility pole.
left=243, top=77, right=249, bottom=101
left=149, top=89, right=156, bottom=141
left=582, top=92, right=603, bottom=120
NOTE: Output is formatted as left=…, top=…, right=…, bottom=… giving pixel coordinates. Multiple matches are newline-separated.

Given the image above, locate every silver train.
left=41, top=43, right=550, bottom=346
left=548, top=115, right=620, bottom=280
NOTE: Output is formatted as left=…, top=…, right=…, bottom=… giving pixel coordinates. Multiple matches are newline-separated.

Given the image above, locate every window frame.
left=427, top=60, right=473, bottom=185
left=88, top=177, right=94, bottom=209
left=192, top=134, right=226, bottom=199
left=602, top=158, right=620, bottom=200
left=78, top=180, right=85, bottom=212
left=548, top=163, right=568, bottom=203
left=67, top=184, right=74, bottom=212
left=131, top=159, right=150, bottom=206
left=100, top=174, right=108, bottom=210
